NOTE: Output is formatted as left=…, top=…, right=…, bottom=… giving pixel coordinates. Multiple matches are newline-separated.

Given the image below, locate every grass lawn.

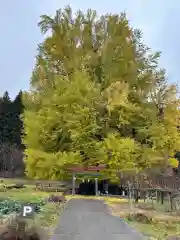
left=0, top=184, right=65, bottom=237
left=0, top=187, right=49, bottom=201
left=34, top=201, right=65, bottom=237
left=105, top=198, right=180, bottom=239
left=66, top=194, right=132, bottom=202
left=126, top=220, right=180, bottom=240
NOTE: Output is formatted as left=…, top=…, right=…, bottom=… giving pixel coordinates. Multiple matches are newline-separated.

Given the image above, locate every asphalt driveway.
left=52, top=198, right=145, bottom=240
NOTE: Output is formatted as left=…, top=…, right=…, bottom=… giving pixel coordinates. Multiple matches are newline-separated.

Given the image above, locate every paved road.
left=52, top=199, right=145, bottom=240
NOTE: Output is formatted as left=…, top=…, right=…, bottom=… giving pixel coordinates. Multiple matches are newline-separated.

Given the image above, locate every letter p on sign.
left=20, top=204, right=35, bottom=218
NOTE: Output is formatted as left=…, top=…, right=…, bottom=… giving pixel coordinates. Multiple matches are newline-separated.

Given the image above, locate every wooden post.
left=168, top=192, right=173, bottom=212
left=135, top=189, right=139, bottom=203
left=156, top=190, right=160, bottom=203
left=156, top=190, right=158, bottom=202
left=72, top=172, right=76, bottom=195
left=143, top=191, right=146, bottom=202
left=128, top=181, right=133, bottom=215
left=95, top=178, right=98, bottom=196
left=151, top=189, right=154, bottom=208
left=161, top=191, right=164, bottom=204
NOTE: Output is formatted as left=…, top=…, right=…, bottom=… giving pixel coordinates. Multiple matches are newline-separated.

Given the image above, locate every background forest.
left=0, top=91, right=24, bottom=177
left=1, top=6, right=180, bottom=180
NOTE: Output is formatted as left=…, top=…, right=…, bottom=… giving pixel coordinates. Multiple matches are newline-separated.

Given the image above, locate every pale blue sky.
left=0, top=0, right=179, bottom=99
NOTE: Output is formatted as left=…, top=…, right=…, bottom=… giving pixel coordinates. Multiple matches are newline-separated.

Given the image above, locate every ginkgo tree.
left=23, top=6, right=180, bottom=180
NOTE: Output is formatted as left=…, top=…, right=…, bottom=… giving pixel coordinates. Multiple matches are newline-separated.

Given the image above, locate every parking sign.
left=20, top=204, right=35, bottom=218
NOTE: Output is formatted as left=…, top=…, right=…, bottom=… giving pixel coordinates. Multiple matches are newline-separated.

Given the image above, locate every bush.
left=127, top=212, right=153, bottom=224
left=0, top=199, right=45, bottom=215
left=12, top=184, right=25, bottom=189
left=48, top=195, right=66, bottom=203
left=0, top=217, right=44, bottom=240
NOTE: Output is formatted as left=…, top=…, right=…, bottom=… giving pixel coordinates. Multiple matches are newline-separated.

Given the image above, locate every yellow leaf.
left=168, top=157, right=179, bottom=168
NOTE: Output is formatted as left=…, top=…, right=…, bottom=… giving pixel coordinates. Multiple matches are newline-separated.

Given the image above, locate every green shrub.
left=0, top=199, right=45, bottom=215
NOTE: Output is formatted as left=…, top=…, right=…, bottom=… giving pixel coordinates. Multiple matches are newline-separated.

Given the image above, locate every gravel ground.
left=52, top=198, right=145, bottom=240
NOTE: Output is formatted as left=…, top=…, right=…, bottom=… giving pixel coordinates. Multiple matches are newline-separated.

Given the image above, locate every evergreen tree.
left=0, top=90, right=24, bottom=174
left=0, top=90, right=23, bottom=146
left=0, top=91, right=13, bottom=143
left=12, top=90, right=24, bottom=146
